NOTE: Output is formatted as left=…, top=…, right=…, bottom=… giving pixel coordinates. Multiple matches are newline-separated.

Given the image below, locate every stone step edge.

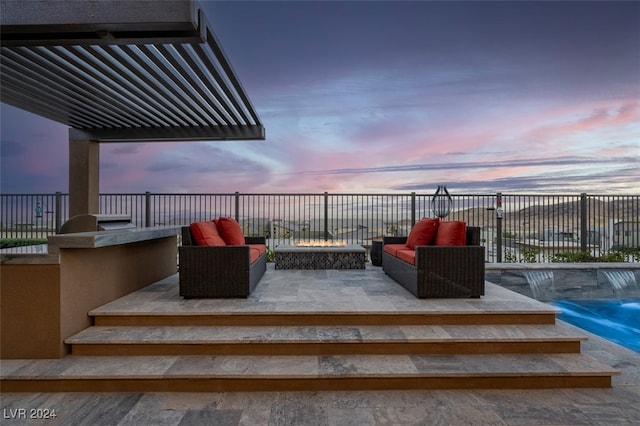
left=67, top=335, right=587, bottom=345
left=0, top=374, right=615, bottom=392
left=67, top=341, right=585, bottom=356
left=91, top=312, right=558, bottom=327
left=4, top=369, right=617, bottom=380
left=89, top=309, right=560, bottom=316
left=2, top=351, right=619, bottom=392
left=66, top=324, right=587, bottom=344
left=3, top=353, right=618, bottom=373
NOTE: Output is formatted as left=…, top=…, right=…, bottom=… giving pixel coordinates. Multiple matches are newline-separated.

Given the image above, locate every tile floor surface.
left=1, top=266, right=639, bottom=425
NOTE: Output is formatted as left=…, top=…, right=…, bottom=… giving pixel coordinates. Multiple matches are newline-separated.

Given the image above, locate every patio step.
left=0, top=271, right=620, bottom=391
left=91, top=310, right=558, bottom=327
left=65, top=323, right=586, bottom=356
left=0, top=353, right=618, bottom=392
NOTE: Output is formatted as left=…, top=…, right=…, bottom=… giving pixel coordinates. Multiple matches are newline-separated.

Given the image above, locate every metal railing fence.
left=1, top=192, right=638, bottom=262
left=0, top=192, right=67, bottom=240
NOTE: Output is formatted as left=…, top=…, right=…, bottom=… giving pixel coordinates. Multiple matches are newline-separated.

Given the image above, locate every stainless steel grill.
left=59, top=214, right=135, bottom=234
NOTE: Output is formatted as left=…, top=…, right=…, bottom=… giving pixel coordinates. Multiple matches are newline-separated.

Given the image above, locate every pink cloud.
left=517, top=97, right=639, bottom=148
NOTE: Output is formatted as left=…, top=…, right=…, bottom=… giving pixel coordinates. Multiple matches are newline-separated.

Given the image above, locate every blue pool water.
left=552, top=299, right=640, bottom=353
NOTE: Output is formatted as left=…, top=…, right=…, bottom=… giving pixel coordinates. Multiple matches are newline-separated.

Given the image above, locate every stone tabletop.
left=1, top=226, right=180, bottom=264
left=0, top=244, right=59, bottom=265
left=46, top=225, right=180, bottom=253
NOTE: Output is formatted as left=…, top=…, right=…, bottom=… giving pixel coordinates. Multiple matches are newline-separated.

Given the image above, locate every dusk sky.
left=1, top=0, right=639, bottom=195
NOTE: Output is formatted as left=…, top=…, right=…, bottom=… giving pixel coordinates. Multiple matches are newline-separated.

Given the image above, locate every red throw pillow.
left=434, top=221, right=467, bottom=246
left=190, top=221, right=226, bottom=246
left=406, top=218, right=440, bottom=249
left=216, top=217, right=245, bottom=245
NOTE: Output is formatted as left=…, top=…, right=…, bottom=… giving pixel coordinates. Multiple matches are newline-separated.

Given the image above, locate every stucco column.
left=69, top=139, right=100, bottom=217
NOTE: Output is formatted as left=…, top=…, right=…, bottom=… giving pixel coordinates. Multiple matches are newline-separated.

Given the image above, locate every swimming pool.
left=552, top=299, right=640, bottom=353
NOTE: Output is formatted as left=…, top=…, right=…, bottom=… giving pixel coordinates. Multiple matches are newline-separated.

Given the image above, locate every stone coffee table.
left=274, top=244, right=366, bottom=270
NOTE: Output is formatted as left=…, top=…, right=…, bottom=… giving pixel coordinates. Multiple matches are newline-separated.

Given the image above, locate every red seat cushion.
left=249, top=246, right=263, bottom=264
left=434, top=221, right=467, bottom=246
left=249, top=244, right=266, bottom=257
left=216, top=217, right=246, bottom=245
left=406, top=218, right=439, bottom=249
left=384, top=244, right=408, bottom=257
left=189, top=221, right=226, bottom=246
left=396, top=249, right=416, bottom=265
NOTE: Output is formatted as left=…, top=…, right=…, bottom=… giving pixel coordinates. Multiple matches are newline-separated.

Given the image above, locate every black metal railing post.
left=145, top=191, right=151, bottom=227
left=411, top=192, right=416, bottom=226
left=55, top=191, right=62, bottom=233
left=324, top=191, right=329, bottom=241
left=234, top=192, right=240, bottom=222
left=496, top=192, right=503, bottom=263
left=580, top=192, right=588, bottom=253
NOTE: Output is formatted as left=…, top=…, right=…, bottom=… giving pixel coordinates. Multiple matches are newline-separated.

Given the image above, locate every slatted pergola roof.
left=0, top=0, right=264, bottom=142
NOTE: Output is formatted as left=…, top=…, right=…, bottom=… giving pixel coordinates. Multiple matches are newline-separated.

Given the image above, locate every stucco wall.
left=1, top=264, right=62, bottom=358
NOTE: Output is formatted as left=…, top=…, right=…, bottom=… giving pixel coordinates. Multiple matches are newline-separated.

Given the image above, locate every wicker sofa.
left=383, top=224, right=485, bottom=298
left=179, top=222, right=267, bottom=298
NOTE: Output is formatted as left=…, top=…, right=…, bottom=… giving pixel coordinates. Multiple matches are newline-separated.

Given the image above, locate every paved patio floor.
left=1, top=265, right=639, bottom=425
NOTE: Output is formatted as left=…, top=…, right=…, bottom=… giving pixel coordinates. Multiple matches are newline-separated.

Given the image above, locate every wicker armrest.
left=383, top=236, right=408, bottom=245
left=466, top=227, right=481, bottom=246
left=415, top=245, right=484, bottom=259
left=414, top=245, right=485, bottom=297
left=179, top=244, right=257, bottom=298
left=245, top=236, right=266, bottom=245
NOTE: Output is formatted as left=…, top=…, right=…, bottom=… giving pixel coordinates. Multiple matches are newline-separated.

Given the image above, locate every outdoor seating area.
left=179, top=218, right=267, bottom=298
left=383, top=219, right=485, bottom=298
left=179, top=218, right=486, bottom=299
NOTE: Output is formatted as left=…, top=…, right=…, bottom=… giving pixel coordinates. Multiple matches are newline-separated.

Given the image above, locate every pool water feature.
left=602, top=270, right=638, bottom=295
left=488, top=265, right=640, bottom=353
left=552, top=299, right=640, bottom=353
left=523, top=270, right=555, bottom=300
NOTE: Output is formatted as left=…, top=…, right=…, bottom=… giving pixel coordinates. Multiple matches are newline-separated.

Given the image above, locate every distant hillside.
left=516, top=198, right=637, bottom=227
left=448, top=198, right=638, bottom=230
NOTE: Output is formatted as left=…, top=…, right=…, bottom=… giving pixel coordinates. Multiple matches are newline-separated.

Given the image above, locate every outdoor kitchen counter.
left=1, top=226, right=180, bottom=359
left=47, top=225, right=180, bottom=253
left=0, top=226, right=180, bottom=264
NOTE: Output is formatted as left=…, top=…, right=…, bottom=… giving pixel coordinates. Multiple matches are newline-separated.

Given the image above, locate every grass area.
left=0, top=238, right=48, bottom=249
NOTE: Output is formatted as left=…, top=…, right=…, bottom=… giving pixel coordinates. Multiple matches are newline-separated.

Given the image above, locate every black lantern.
left=431, top=185, right=452, bottom=219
